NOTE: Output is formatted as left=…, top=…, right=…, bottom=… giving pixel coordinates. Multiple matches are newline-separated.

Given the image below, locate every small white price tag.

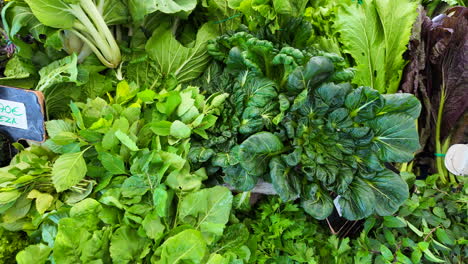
left=0, top=99, right=28, bottom=130
left=333, top=195, right=342, bottom=217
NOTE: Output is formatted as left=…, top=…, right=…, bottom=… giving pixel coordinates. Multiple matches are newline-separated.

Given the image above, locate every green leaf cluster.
left=194, top=32, right=421, bottom=220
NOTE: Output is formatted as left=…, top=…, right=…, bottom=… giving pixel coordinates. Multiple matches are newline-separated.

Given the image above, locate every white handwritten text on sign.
left=0, top=99, right=28, bottom=130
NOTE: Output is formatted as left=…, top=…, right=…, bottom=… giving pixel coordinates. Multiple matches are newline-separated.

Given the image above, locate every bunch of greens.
left=190, top=32, right=421, bottom=220
left=352, top=175, right=467, bottom=264
left=15, top=185, right=236, bottom=263
left=336, top=0, right=419, bottom=93
left=240, top=197, right=354, bottom=264
left=401, top=6, right=467, bottom=184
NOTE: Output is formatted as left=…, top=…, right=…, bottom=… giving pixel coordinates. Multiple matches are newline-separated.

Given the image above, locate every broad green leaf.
left=46, top=120, right=75, bottom=138
left=2, top=195, right=32, bottom=223
left=110, top=226, right=152, bottom=264
left=128, top=0, right=197, bottom=22
left=339, top=178, right=375, bottom=220
left=380, top=93, right=421, bottom=119
left=383, top=216, right=407, bottom=228
left=36, top=54, right=79, bottom=92
left=0, top=190, right=22, bottom=204
left=141, top=210, right=165, bottom=240
left=52, top=150, right=88, bottom=192
left=179, top=186, right=233, bottom=243
left=336, top=0, right=418, bottom=93
left=238, top=132, right=284, bottom=179
left=213, top=223, right=249, bottom=253
left=369, top=114, right=420, bottom=162
left=69, top=198, right=102, bottom=230
left=301, top=185, right=334, bottom=220
left=99, top=152, right=127, bottom=175
left=435, top=229, right=455, bottom=246
left=365, top=170, right=409, bottom=216
left=157, top=229, right=207, bottom=264
left=24, top=0, right=75, bottom=28
left=16, top=244, right=52, bottom=264
left=170, top=120, right=191, bottom=139
left=146, top=23, right=218, bottom=83
left=115, top=130, right=139, bottom=151
left=53, top=218, right=91, bottom=264
left=269, top=157, right=299, bottom=201
left=380, top=244, right=393, bottom=261
left=207, top=254, right=228, bottom=264
left=27, top=190, right=54, bottom=214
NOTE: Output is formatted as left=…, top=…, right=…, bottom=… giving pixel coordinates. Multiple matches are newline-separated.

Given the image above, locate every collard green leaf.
left=146, top=23, right=218, bottom=83
left=52, top=150, right=88, bottom=192
left=156, top=229, right=207, bottom=264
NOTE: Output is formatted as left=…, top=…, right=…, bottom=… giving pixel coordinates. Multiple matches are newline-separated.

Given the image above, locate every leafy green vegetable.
left=197, top=32, right=421, bottom=220
left=336, top=0, right=418, bottom=93
left=24, top=0, right=122, bottom=68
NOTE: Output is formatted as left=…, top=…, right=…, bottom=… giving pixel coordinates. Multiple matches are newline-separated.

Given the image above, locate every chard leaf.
left=52, top=150, right=88, bottom=192
left=146, top=23, right=218, bottom=84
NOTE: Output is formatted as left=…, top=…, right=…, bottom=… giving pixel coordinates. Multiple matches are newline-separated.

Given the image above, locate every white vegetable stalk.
left=68, top=0, right=121, bottom=68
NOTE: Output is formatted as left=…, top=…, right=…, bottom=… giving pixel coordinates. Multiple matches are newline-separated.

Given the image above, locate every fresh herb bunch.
left=353, top=176, right=468, bottom=264
left=191, top=32, right=421, bottom=220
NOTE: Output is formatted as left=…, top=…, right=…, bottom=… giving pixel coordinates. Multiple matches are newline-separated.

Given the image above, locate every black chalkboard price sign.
left=0, top=86, right=46, bottom=142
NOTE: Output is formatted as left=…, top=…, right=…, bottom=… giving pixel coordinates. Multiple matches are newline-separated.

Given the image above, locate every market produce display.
left=0, top=0, right=466, bottom=263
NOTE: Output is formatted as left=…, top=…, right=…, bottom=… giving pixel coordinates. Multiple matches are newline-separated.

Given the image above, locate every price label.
left=0, top=86, right=45, bottom=142
left=0, top=99, right=28, bottom=130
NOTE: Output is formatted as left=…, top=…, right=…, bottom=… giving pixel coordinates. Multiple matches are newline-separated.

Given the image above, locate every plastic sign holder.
left=0, top=86, right=46, bottom=143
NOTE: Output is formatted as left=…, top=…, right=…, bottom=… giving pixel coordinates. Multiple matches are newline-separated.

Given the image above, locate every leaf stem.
left=435, top=87, right=447, bottom=184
